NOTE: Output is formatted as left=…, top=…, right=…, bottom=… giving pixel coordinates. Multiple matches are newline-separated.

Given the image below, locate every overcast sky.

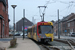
left=8, top=0, right=75, bottom=26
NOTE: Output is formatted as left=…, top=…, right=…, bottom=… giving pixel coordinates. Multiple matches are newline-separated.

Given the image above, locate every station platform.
left=0, top=38, right=40, bottom=50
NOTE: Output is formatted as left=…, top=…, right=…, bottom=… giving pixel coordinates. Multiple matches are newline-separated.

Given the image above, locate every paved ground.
left=0, top=36, right=74, bottom=50
left=0, top=38, right=40, bottom=50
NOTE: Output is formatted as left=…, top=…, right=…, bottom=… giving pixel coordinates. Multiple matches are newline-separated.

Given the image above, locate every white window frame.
left=68, top=23, right=70, bottom=27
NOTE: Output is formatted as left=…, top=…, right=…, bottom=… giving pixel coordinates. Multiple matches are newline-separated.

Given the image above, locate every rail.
left=54, top=39, right=75, bottom=50
left=66, top=39, right=75, bottom=50
left=42, top=44, right=60, bottom=50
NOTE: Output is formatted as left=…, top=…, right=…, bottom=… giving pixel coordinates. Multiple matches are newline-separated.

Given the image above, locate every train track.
left=66, top=39, right=75, bottom=46
left=66, top=39, right=75, bottom=50
left=31, top=39, right=60, bottom=50
left=32, top=38, right=75, bottom=50
left=41, top=44, right=60, bottom=50
left=54, top=39, right=75, bottom=50
left=37, top=42, right=60, bottom=50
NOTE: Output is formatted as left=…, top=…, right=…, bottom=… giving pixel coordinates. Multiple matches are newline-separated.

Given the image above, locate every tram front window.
left=38, top=25, right=53, bottom=34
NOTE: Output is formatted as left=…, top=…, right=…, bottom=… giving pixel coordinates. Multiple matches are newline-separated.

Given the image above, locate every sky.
left=8, top=0, right=75, bottom=26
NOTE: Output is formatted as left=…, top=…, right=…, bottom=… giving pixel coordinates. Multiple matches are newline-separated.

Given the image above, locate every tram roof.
left=37, top=22, right=53, bottom=25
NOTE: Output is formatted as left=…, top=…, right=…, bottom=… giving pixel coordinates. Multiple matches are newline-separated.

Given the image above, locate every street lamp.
left=11, top=5, right=17, bottom=39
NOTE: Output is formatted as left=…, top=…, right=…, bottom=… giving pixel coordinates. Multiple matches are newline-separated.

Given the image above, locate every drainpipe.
left=1, top=19, right=2, bottom=38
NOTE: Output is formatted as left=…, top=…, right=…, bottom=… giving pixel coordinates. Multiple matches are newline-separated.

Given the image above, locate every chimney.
left=71, top=13, right=74, bottom=15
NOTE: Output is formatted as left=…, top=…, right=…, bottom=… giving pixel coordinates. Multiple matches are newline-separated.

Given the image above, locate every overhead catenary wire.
left=59, top=0, right=75, bottom=16
left=43, top=0, right=57, bottom=13
left=38, top=0, right=57, bottom=17
left=60, top=3, right=73, bottom=12
left=44, top=0, right=50, bottom=6
left=67, top=4, right=74, bottom=15
left=38, top=0, right=75, bottom=21
left=54, top=0, right=74, bottom=4
left=63, top=2, right=75, bottom=15
left=39, top=0, right=50, bottom=15
left=38, top=0, right=50, bottom=21
left=59, top=1, right=69, bottom=4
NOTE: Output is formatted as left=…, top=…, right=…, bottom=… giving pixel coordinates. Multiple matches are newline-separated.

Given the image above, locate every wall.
left=0, top=0, right=9, bottom=38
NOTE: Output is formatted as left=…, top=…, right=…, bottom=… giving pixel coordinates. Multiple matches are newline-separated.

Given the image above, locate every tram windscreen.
left=38, top=25, right=53, bottom=34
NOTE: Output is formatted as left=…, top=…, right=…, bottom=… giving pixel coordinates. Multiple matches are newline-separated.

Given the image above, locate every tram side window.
left=33, top=27, right=36, bottom=34
left=35, top=27, right=36, bottom=32
left=38, top=26, right=41, bottom=34
left=33, top=27, right=35, bottom=34
left=30, top=28, right=32, bottom=35
left=28, top=29, right=30, bottom=32
left=30, top=28, right=32, bottom=33
left=52, top=26, right=54, bottom=33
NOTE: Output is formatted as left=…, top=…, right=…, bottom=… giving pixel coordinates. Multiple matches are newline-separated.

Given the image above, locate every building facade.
left=16, top=17, right=33, bottom=32
left=67, top=13, right=75, bottom=34
left=0, top=0, right=10, bottom=38
left=54, top=13, right=75, bottom=36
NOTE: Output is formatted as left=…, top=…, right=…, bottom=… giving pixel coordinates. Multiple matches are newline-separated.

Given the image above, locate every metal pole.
left=42, top=13, right=45, bottom=22
left=23, top=9, right=25, bottom=40
left=13, top=8, right=15, bottom=39
left=38, top=6, right=46, bottom=22
left=58, top=9, right=60, bottom=39
left=41, top=16, right=42, bottom=21
left=11, top=5, right=17, bottom=39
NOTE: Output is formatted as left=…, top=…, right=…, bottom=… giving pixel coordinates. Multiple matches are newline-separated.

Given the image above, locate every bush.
left=10, top=38, right=17, bottom=47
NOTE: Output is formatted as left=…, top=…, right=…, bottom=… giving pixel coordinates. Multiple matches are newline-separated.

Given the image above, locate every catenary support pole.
left=23, top=9, right=25, bottom=40
left=58, top=9, right=60, bottom=39
left=42, top=13, right=45, bottom=22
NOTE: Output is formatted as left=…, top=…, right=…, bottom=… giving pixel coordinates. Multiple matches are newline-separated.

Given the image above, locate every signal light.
left=42, top=23, right=44, bottom=25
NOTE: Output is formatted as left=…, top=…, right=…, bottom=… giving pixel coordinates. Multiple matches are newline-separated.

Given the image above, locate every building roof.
left=61, top=13, right=74, bottom=22
left=16, top=17, right=33, bottom=26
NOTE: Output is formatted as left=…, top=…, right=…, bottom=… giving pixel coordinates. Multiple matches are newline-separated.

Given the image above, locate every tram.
left=27, top=22, right=54, bottom=43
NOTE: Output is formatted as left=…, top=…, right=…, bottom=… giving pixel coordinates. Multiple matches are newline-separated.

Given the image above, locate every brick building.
left=67, top=13, right=75, bottom=34
left=54, top=13, right=75, bottom=36
left=16, top=17, right=33, bottom=32
left=0, top=0, right=10, bottom=38
left=54, top=21, right=58, bottom=35
left=54, top=20, right=62, bottom=35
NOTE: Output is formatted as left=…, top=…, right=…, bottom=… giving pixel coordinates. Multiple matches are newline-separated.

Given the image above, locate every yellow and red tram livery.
left=27, top=22, right=54, bottom=43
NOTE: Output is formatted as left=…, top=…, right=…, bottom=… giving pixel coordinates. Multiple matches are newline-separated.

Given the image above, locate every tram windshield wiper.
left=46, top=30, right=51, bottom=34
